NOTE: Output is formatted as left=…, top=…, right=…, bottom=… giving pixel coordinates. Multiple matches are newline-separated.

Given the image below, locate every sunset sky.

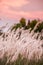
left=0, top=0, right=43, bottom=26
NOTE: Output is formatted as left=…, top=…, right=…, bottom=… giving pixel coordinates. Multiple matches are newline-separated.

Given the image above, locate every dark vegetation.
left=11, top=18, right=26, bottom=31
left=0, top=30, right=3, bottom=36
left=34, top=22, right=43, bottom=32
left=0, top=54, right=43, bottom=65
left=11, top=18, right=43, bottom=33
left=0, top=18, right=43, bottom=35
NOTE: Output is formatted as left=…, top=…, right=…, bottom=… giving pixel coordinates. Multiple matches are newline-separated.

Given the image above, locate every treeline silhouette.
left=11, top=18, right=43, bottom=32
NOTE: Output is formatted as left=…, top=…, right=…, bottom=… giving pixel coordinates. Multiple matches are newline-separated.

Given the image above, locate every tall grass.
left=0, top=54, right=43, bottom=65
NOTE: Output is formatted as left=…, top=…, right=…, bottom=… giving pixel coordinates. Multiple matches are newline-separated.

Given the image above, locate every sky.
left=0, top=0, right=43, bottom=26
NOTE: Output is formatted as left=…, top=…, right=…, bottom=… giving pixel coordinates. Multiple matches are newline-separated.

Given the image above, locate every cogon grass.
left=0, top=54, right=43, bottom=65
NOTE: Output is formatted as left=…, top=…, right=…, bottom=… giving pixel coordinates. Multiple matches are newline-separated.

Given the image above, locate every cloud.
left=0, top=0, right=43, bottom=20
left=0, top=0, right=29, bottom=7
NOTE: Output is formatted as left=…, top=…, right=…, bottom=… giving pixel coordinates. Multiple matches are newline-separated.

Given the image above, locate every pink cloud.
left=0, top=0, right=43, bottom=20
left=0, top=0, right=29, bottom=7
